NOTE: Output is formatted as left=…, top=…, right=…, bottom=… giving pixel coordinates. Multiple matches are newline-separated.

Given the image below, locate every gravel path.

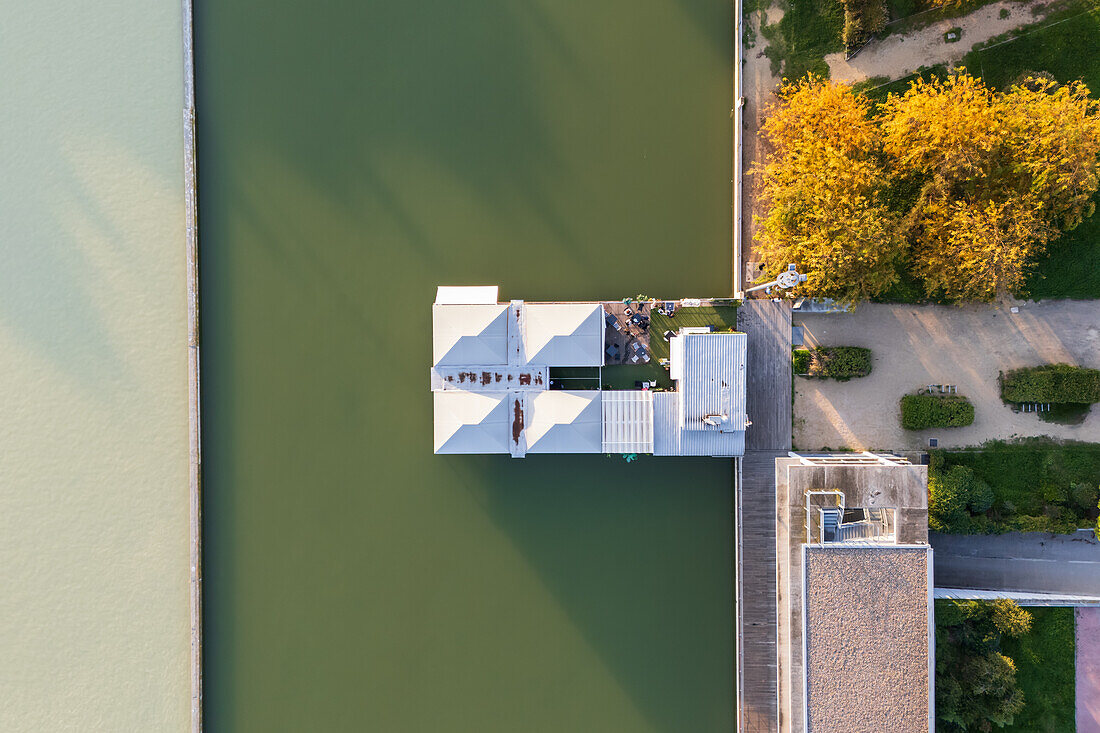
left=741, top=7, right=782, bottom=287
left=793, top=300, right=1100, bottom=451
left=827, top=0, right=1051, bottom=83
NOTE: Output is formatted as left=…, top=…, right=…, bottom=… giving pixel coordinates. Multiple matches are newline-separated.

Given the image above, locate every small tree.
left=936, top=599, right=1031, bottom=731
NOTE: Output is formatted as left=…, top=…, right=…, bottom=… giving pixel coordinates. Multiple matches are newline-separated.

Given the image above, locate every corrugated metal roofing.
left=673, top=332, right=747, bottom=432
left=653, top=392, right=745, bottom=457
left=601, top=390, right=654, bottom=453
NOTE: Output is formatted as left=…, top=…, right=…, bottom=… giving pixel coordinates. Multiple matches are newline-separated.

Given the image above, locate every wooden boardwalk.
left=740, top=300, right=792, bottom=451
left=735, top=301, right=791, bottom=732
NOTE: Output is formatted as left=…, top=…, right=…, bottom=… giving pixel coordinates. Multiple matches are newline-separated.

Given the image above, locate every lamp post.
left=744, top=263, right=807, bottom=296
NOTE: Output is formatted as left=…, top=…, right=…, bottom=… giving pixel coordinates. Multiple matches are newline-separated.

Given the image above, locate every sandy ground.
left=1079, top=608, right=1100, bottom=732
left=827, top=0, right=1051, bottom=83
left=792, top=300, right=1100, bottom=451
left=741, top=7, right=782, bottom=289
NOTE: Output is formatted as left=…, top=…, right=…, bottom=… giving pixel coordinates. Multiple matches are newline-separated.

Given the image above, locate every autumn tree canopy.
left=754, top=77, right=902, bottom=302
left=753, top=71, right=1100, bottom=302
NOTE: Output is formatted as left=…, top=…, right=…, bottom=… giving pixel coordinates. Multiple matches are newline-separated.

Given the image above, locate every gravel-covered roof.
left=803, top=545, right=931, bottom=733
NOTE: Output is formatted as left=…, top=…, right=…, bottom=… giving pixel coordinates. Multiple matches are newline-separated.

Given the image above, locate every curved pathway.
left=827, top=0, right=1052, bottom=83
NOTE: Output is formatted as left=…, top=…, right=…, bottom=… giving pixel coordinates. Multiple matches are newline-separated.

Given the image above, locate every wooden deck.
left=735, top=300, right=791, bottom=732
left=737, top=452, right=784, bottom=732
left=739, top=300, right=792, bottom=451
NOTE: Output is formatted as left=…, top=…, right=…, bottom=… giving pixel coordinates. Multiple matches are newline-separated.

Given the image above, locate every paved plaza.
left=793, top=301, right=1100, bottom=450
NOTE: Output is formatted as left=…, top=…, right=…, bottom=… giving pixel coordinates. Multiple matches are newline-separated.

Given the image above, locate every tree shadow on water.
left=458, top=454, right=736, bottom=732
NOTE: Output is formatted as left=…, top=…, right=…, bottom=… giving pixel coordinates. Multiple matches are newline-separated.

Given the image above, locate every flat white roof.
left=526, top=391, right=602, bottom=454
left=435, top=285, right=499, bottom=304
left=522, top=303, right=604, bottom=366
left=433, top=391, right=510, bottom=454
left=432, top=304, right=509, bottom=367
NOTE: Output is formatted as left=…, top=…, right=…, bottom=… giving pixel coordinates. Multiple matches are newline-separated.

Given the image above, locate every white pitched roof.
left=433, top=391, right=510, bottom=454
left=525, top=391, right=602, bottom=453
left=432, top=304, right=509, bottom=366
left=522, top=303, right=604, bottom=366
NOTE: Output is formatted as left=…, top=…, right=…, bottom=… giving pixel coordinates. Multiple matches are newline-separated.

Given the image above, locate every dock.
left=735, top=299, right=792, bottom=732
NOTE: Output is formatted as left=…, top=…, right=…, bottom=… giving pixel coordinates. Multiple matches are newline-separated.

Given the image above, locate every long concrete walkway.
left=735, top=300, right=792, bottom=732
left=932, top=531, right=1100, bottom=595
left=1079, top=608, right=1100, bottom=732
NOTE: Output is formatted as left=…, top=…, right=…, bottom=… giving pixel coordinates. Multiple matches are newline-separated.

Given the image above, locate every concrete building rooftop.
left=803, top=545, right=933, bottom=733
left=776, top=454, right=933, bottom=733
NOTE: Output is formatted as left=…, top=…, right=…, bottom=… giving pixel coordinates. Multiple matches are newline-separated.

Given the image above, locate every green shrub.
left=1041, top=482, right=1069, bottom=504
left=799, top=346, right=873, bottom=379
left=901, top=393, right=975, bottom=429
left=793, top=349, right=811, bottom=375
left=930, top=466, right=993, bottom=531
left=840, top=0, right=887, bottom=48
left=1001, top=364, right=1100, bottom=404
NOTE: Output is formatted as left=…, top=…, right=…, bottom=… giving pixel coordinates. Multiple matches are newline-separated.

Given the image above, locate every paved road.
left=932, top=531, right=1100, bottom=595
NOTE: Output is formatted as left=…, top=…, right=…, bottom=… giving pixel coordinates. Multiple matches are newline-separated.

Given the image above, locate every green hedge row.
left=841, top=0, right=887, bottom=48
left=901, top=393, right=975, bottom=429
left=793, top=347, right=872, bottom=380
left=1000, top=364, right=1100, bottom=404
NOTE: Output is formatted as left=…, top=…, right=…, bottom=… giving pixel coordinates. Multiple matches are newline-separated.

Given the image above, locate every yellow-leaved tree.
left=880, top=72, right=1002, bottom=181
left=878, top=71, right=1073, bottom=300
left=754, top=77, right=902, bottom=303
left=1002, top=77, right=1100, bottom=230
left=914, top=194, right=1052, bottom=300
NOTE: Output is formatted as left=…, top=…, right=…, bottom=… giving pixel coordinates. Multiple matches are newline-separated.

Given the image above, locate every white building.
left=430, top=286, right=747, bottom=458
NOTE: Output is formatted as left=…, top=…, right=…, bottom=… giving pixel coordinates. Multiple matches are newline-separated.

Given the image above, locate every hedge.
left=793, top=350, right=812, bottom=375
left=901, top=393, right=975, bottom=429
left=1000, top=364, right=1100, bottom=404
left=841, top=0, right=887, bottom=48
left=794, top=346, right=872, bottom=380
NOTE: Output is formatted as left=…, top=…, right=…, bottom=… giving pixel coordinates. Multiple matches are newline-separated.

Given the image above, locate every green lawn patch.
left=602, top=305, right=737, bottom=390
left=901, top=393, right=975, bottom=429
left=962, top=0, right=1100, bottom=92
left=1000, top=607, right=1076, bottom=732
left=601, top=363, right=672, bottom=390
left=761, top=0, right=845, bottom=81
left=647, top=305, right=738, bottom=362
left=1027, top=212, right=1100, bottom=299
left=932, top=440, right=1100, bottom=534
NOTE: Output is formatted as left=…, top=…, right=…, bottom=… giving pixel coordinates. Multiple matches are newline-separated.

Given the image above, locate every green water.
left=196, top=1, right=734, bottom=730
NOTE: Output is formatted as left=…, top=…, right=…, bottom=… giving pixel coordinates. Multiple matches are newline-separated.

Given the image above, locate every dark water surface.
left=196, top=1, right=734, bottom=730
